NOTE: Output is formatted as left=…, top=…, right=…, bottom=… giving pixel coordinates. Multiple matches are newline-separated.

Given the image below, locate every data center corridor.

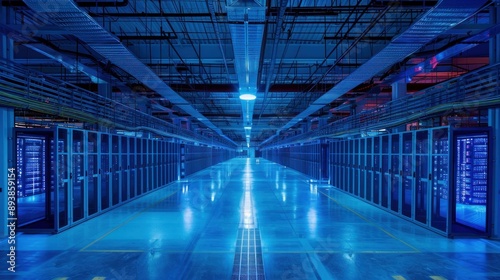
left=2, top=158, right=500, bottom=280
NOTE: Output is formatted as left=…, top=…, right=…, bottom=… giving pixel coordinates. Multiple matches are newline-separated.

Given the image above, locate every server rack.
left=16, top=127, right=189, bottom=233
left=327, top=126, right=491, bottom=237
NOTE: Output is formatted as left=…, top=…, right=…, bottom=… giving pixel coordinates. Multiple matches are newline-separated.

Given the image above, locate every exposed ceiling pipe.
left=207, top=0, right=232, bottom=83
left=261, top=0, right=490, bottom=147
left=257, top=0, right=288, bottom=123
left=22, top=0, right=237, bottom=147
left=227, top=0, right=266, bottom=146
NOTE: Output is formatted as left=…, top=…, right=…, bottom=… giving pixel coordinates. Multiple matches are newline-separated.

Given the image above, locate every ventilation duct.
left=22, top=0, right=236, bottom=146
left=227, top=0, right=266, bottom=146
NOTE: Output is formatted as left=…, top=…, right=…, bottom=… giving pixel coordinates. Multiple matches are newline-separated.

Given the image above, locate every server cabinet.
left=87, top=132, right=99, bottom=216
left=390, top=134, right=401, bottom=213
left=381, top=135, right=390, bottom=208
left=354, top=139, right=360, bottom=196
left=359, top=138, right=366, bottom=199
left=111, top=135, right=120, bottom=206
left=431, top=128, right=449, bottom=232
left=15, top=130, right=53, bottom=229
left=373, top=136, right=381, bottom=205
left=71, top=130, right=85, bottom=223
left=402, top=132, right=413, bottom=218
left=365, top=138, right=373, bottom=201
left=100, top=134, right=111, bottom=211
left=451, top=128, right=492, bottom=236
left=415, top=130, right=430, bottom=225
left=142, top=139, right=148, bottom=193
left=57, top=128, right=70, bottom=229
left=348, top=140, right=354, bottom=194
left=136, top=138, right=143, bottom=196
left=129, top=137, right=136, bottom=199
left=121, top=136, right=129, bottom=202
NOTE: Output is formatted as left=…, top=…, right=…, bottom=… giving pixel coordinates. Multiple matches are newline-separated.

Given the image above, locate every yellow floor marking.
left=92, top=277, right=106, bottom=280
left=319, top=190, right=420, bottom=252
left=79, top=190, right=178, bottom=252
left=430, top=277, right=447, bottom=280
left=393, top=276, right=406, bottom=280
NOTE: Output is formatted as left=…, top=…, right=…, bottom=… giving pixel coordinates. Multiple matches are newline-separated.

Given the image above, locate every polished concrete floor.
left=2, top=158, right=500, bottom=280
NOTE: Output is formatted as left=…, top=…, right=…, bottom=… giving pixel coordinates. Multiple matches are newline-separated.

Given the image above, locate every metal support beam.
left=0, top=107, right=14, bottom=238
left=488, top=0, right=500, bottom=240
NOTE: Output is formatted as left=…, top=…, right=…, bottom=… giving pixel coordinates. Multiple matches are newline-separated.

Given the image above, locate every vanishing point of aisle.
left=2, top=158, right=500, bottom=279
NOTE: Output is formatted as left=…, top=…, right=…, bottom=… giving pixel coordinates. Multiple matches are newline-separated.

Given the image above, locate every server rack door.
left=158, top=141, right=164, bottom=186
left=129, top=137, right=136, bottom=199
left=121, top=136, right=129, bottom=202
left=366, top=138, right=373, bottom=201
left=328, top=142, right=335, bottom=186
left=71, top=129, right=85, bottom=223
left=391, top=134, right=402, bottom=213
left=142, top=139, right=148, bottom=193
left=87, top=132, right=99, bottom=216
left=339, top=141, right=345, bottom=190
left=431, top=128, right=449, bottom=232
left=360, top=138, right=366, bottom=199
left=142, top=139, right=151, bottom=192
left=354, top=139, right=359, bottom=196
left=348, top=140, right=354, bottom=194
left=402, top=132, right=414, bottom=218
left=415, top=130, right=430, bottom=225
left=381, top=135, right=390, bottom=208
left=111, top=135, right=120, bottom=206
left=152, top=140, right=157, bottom=189
left=136, top=138, right=142, bottom=196
left=373, top=136, right=381, bottom=205
left=57, top=128, right=70, bottom=229
left=451, top=128, right=490, bottom=235
left=100, top=134, right=110, bottom=211
left=15, top=131, right=54, bottom=229
left=166, top=142, right=171, bottom=184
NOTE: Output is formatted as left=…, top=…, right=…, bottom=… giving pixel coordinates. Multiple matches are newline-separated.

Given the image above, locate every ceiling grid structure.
left=0, top=0, right=493, bottom=146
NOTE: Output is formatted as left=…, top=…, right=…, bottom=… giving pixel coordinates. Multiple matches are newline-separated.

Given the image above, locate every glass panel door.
left=16, top=132, right=53, bottom=229
left=360, top=139, right=365, bottom=199
left=391, top=134, right=401, bottom=213
left=431, top=128, right=449, bottom=232
left=381, top=135, right=389, bottom=208
left=129, top=138, right=136, bottom=199
left=366, top=138, right=372, bottom=201
left=72, top=130, right=85, bottom=223
left=373, top=137, right=380, bottom=205
left=415, top=130, right=430, bottom=224
left=121, top=136, right=128, bottom=202
left=87, top=132, right=98, bottom=216
left=57, top=129, right=69, bottom=229
left=111, top=135, right=120, bottom=205
left=402, top=132, right=413, bottom=218
left=100, top=134, right=110, bottom=210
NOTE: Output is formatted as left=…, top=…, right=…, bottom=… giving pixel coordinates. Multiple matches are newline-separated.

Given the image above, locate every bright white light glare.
left=239, top=93, right=256, bottom=100
left=244, top=126, right=252, bottom=130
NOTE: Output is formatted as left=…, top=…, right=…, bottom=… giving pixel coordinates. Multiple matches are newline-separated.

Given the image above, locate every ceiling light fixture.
left=239, top=93, right=256, bottom=101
